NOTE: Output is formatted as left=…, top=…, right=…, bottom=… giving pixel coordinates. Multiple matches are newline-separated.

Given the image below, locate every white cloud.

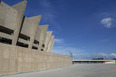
left=92, top=53, right=116, bottom=59
left=111, top=53, right=116, bottom=57
left=101, top=17, right=113, bottom=28
left=55, top=38, right=64, bottom=44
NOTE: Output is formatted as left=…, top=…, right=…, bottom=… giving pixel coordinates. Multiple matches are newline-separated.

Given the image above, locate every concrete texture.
left=18, top=15, right=41, bottom=48
left=0, top=43, right=72, bottom=76
left=47, top=36, right=55, bottom=52
left=0, top=1, right=61, bottom=76
left=0, top=0, right=27, bottom=45
left=11, top=0, right=27, bottom=45
left=34, top=25, right=49, bottom=51
left=43, top=31, right=52, bottom=52
left=50, top=39, right=55, bottom=52
left=0, top=0, right=55, bottom=51
left=2, top=64, right=116, bottom=77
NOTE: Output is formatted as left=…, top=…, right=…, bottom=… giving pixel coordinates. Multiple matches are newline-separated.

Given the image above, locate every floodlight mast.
left=69, top=51, right=73, bottom=58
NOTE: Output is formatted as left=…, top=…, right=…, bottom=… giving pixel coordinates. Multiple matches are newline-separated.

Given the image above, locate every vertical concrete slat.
left=0, top=44, right=3, bottom=75
left=43, top=31, right=52, bottom=52
left=47, top=36, right=55, bottom=52
left=34, top=25, right=49, bottom=51
left=19, top=15, right=41, bottom=49
left=11, top=0, right=27, bottom=45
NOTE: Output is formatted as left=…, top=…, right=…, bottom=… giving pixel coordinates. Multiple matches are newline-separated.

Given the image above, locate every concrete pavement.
left=2, top=64, right=116, bottom=77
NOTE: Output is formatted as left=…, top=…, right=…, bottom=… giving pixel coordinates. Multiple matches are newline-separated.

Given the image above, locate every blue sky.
left=3, top=0, right=116, bottom=59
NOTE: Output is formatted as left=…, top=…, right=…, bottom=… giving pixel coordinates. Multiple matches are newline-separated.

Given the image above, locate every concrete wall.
left=105, top=60, right=116, bottom=64
left=0, top=43, right=72, bottom=76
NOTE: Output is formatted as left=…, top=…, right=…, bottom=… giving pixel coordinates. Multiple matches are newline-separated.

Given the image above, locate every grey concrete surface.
left=0, top=0, right=27, bottom=45
left=0, top=1, right=55, bottom=51
left=19, top=15, right=41, bottom=48
left=43, top=31, right=52, bottom=52
left=2, top=64, right=116, bottom=77
left=47, top=35, right=54, bottom=52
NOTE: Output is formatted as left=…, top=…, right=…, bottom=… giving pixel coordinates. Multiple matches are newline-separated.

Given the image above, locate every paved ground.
left=2, top=64, right=116, bottom=77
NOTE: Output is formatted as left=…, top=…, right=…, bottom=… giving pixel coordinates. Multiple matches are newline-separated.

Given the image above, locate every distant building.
left=0, top=0, right=55, bottom=52
left=92, top=58, right=104, bottom=60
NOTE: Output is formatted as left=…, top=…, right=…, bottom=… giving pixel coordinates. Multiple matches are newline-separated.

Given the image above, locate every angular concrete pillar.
left=11, top=0, right=27, bottom=45
left=50, top=39, right=55, bottom=52
left=28, top=15, right=42, bottom=49
left=34, top=25, right=49, bottom=51
left=43, top=31, right=52, bottom=52
left=47, top=36, right=55, bottom=52
left=18, top=15, right=41, bottom=48
left=12, top=0, right=27, bottom=17
left=0, top=0, right=27, bottom=46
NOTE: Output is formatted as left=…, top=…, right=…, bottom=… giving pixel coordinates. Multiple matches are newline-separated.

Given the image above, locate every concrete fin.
left=39, top=25, right=49, bottom=30
left=0, top=1, right=11, bottom=8
left=28, top=15, right=42, bottom=25
left=12, top=0, right=27, bottom=15
left=52, top=35, right=55, bottom=39
left=47, top=35, right=55, bottom=52
left=43, top=31, right=53, bottom=44
left=47, top=31, right=53, bottom=36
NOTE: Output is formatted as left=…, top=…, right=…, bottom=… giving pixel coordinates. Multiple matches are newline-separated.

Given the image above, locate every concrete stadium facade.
left=0, top=0, right=72, bottom=76
left=0, top=0, right=54, bottom=52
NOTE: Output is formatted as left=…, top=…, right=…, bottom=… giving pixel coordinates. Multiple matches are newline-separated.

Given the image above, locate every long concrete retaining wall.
left=0, top=43, right=72, bottom=75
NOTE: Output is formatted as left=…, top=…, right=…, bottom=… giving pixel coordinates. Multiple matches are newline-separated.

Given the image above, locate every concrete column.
left=37, top=25, right=49, bottom=51
left=47, top=36, right=55, bottom=52
left=49, top=39, right=55, bottom=52
left=43, top=31, right=52, bottom=52
left=19, top=15, right=41, bottom=49
left=11, top=0, right=27, bottom=45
